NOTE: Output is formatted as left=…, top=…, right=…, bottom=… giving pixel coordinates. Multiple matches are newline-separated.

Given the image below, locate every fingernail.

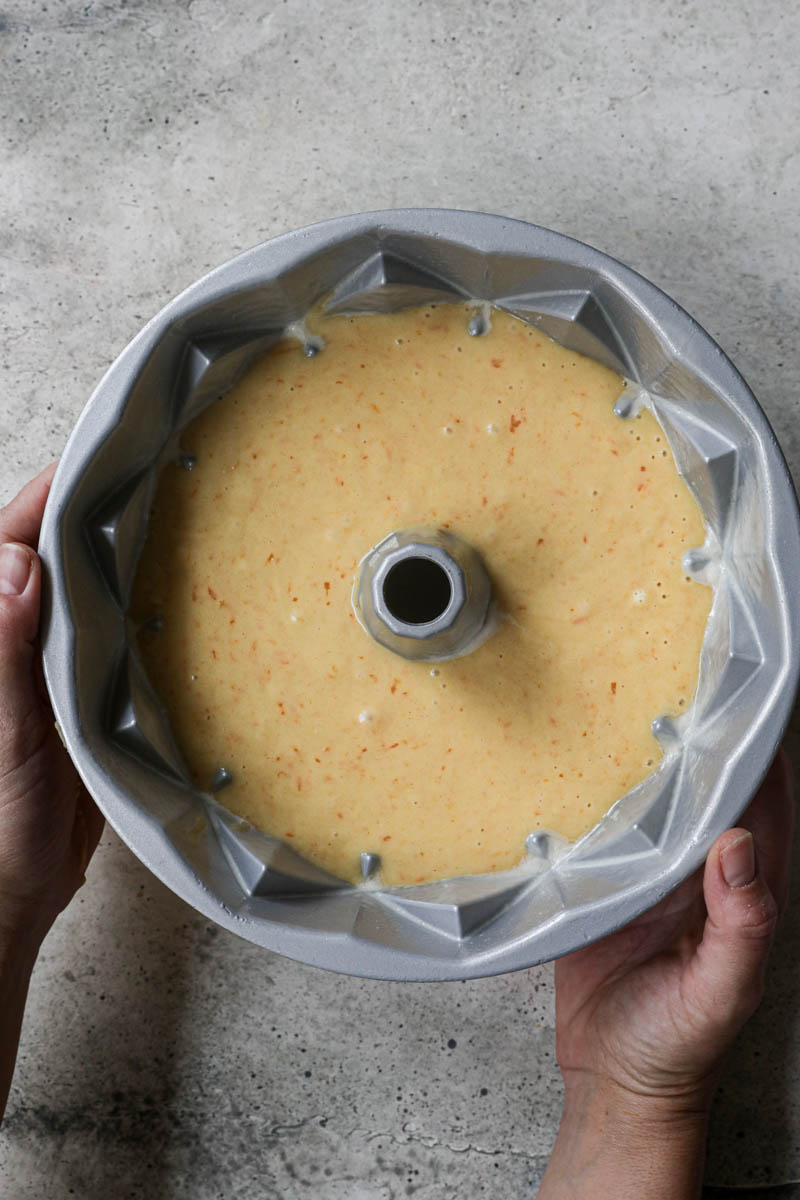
left=0, top=543, right=33, bottom=596
left=721, top=831, right=756, bottom=888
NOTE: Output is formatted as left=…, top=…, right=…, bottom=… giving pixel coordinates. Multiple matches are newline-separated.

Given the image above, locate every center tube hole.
left=382, top=557, right=453, bottom=625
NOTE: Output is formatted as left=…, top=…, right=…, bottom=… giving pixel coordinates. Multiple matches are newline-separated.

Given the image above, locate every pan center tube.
left=353, top=527, right=493, bottom=662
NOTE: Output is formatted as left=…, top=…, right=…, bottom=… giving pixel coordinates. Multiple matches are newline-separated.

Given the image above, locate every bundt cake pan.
left=38, top=210, right=800, bottom=980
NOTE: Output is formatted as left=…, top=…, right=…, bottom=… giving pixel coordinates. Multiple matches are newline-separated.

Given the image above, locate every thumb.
left=690, top=827, right=778, bottom=1035
left=0, top=542, right=45, bottom=766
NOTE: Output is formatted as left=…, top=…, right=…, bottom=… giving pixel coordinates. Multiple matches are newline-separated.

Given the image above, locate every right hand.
left=554, top=749, right=794, bottom=1109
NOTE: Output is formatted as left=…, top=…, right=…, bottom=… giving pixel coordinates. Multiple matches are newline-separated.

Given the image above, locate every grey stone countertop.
left=1, top=1, right=799, bottom=1195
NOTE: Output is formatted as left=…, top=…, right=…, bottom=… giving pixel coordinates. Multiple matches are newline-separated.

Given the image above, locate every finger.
left=0, top=544, right=41, bottom=654
left=689, top=827, right=779, bottom=1031
left=0, top=544, right=45, bottom=760
left=0, top=463, right=58, bottom=549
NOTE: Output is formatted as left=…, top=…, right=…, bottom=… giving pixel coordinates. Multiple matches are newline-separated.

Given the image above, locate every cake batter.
left=131, top=303, right=711, bottom=886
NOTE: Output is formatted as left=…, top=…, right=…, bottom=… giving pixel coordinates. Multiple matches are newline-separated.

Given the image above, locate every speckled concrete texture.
left=1, top=0, right=800, bottom=1194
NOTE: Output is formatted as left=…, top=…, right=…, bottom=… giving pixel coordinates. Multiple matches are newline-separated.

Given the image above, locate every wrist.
left=0, top=895, right=52, bottom=965
left=0, top=910, right=46, bottom=1126
left=0, top=920, right=44, bottom=974
left=538, top=1072, right=713, bottom=1200
left=562, top=1066, right=718, bottom=1122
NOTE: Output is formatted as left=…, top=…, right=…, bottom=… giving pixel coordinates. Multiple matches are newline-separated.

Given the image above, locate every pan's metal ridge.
left=39, top=210, right=800, bottom=981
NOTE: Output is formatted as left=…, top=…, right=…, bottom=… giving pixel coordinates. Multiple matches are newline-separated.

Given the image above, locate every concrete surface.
left=1, top=0, right=800, bottom=1195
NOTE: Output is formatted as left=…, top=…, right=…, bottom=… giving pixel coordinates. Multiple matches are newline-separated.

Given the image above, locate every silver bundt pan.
left=39, top=210, right=800, bottom=980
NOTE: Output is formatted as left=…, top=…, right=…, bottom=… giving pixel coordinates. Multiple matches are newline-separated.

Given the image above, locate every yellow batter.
left=131, top=303, right=711, bottom=887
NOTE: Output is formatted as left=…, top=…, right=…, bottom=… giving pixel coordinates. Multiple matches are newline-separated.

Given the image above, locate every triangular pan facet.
left=107, top=649, right=189, bottom=782
left=497, top=290, right=633, bottom=376
left=695, top=582, right=763, bottom=722
left=206, top=803, right=347, bottom=897
left=381, top=877, right=533, bottom=940
left=86, top=470, right=155, bottom=607
left=557, top=754, right=684, bottom=865
left=350, top=896, right=459, bottom=956
left=651, top=398, right=739, bottom=538
left=634, top=755, right=685, bottom=848
left=324, top=251, right=464, bottom=313
left=175, top=330, right=286, bottom=427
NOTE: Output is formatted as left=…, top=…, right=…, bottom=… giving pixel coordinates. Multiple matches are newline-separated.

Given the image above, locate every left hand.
left=0, top=465, right=104, bottom=944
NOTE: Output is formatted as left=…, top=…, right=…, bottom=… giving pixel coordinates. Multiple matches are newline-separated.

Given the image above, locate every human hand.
left=555, top=750, right=793, bottom=1106
left=0, top=466, right=104, bottom=946
left=538, top=751, right=794, bottom=1198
